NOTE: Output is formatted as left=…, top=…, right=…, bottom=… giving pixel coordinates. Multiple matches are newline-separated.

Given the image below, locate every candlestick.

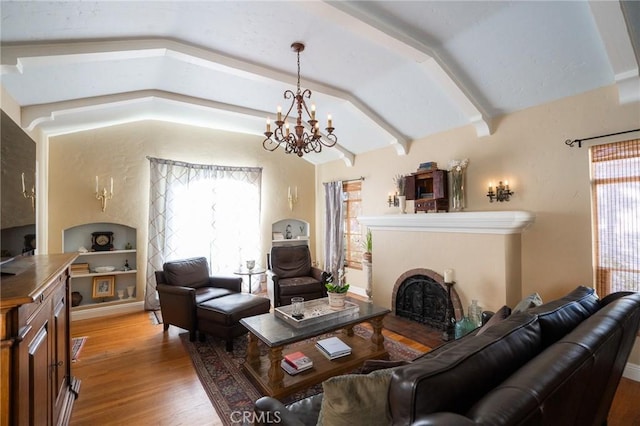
left=266, top=117, right=271, bottom=133
left=277, top=106, right=282, bottom=122
left=95, top=176, right=99, bottom=193
left=444, top=269, right=454, bottom=283
left=22, top=172, right=26, bottom=193
left=327, top=114, right=332, bottom=128
left=311, top=104, right=316, bottom=120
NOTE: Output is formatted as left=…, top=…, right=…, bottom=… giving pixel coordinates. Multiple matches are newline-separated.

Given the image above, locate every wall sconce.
left=288, top=186, right=298, bottom=211
left=95, top=176, right=114, bottom=212
left=387, top=192, right=399, bottom=207
left=487, top=181, right=514, bottom=202
left=21, top=172, right=36, bottom=210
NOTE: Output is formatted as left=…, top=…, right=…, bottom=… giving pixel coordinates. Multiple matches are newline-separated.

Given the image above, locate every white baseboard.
left=623, top=362, right=640, bottom=382
left=71, top=301, right=145, bottom=320
left=348, top=286, right=367, bottom=298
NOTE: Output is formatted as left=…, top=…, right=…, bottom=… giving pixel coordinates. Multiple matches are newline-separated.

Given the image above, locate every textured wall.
left=47, top=120, right=316, bottom=297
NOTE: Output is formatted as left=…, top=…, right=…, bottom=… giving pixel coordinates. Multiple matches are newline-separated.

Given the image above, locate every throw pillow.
left=512, top=293, right=543, bottom=313
left=317, top=368, right=393, bottom=426
left=476, top=305, right=511, bottom=335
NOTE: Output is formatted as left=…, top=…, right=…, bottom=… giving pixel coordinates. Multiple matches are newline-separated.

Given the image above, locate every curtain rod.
left=323, top=176, right=365, bottom=184
left=565, top=128, right=640, bottom=148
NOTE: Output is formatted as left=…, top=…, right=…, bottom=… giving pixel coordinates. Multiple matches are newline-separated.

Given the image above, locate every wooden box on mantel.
left=405, top=169, right=449, bottom=213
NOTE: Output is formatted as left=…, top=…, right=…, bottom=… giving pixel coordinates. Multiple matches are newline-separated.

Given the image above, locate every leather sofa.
left=254, top=286, right=640, bottom=425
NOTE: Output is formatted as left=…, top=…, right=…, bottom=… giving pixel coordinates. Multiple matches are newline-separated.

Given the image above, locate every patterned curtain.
left=323, top=181, right=344, bottom=279
left=145, top=157, right=262, bottom=310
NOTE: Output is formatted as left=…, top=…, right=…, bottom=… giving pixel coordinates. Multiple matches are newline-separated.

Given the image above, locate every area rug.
left=181, top=326, right=425, bottom=425
left=71, top=336, right=87, bottom=362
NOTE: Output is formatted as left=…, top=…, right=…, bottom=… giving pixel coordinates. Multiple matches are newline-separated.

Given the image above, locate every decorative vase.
left=398, top=195, right=407, bottom=214
left=126, top=286, right=135, bottom=299
left=362, top=252, right=372, bottom=263
left=71, top=291, right=83, bottom=307
left=363, top=261, right=373, bottom=303
left=450, top=166, right=466, bottom=211
left=327, top=292, right=347, bottom=309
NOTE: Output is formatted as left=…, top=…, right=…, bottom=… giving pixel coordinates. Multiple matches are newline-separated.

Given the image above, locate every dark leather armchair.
left=155, top=257, right=242, bottom=341
left=268, top=245, right=328, bottom=307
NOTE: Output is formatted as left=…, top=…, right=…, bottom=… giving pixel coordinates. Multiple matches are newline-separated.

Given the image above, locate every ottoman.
left=197, top=293, right=271, bottom=351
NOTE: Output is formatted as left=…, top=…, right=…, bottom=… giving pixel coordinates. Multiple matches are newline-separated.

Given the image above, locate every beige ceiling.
left=1, top=1, right=638, bottom=165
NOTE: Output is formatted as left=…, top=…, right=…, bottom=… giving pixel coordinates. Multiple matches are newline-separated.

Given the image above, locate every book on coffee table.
left=284, top=351, right=313, bottom=370
left=281, top=359, right=312, bottom=375
left=315, top=336, right=352, bottom=360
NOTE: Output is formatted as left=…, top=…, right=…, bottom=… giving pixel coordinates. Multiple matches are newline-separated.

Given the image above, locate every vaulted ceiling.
left=1, top=1, right=638, bottom=165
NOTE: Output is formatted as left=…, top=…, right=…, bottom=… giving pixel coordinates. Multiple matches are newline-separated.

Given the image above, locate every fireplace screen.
left=394, top=274, right=452, bottom=330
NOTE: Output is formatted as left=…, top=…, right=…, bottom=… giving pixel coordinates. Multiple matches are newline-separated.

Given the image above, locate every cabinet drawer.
left=415, top=199, right=437, bottom=212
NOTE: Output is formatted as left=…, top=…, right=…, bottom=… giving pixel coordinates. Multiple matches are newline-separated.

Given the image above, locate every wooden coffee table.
left=239, top=298, right=390, bottom=399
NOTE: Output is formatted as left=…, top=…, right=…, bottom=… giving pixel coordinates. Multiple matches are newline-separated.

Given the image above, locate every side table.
left=234, top=267, right=266, bottom=293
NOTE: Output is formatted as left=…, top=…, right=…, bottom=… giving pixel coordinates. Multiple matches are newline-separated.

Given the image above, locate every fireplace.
left=392, top=268, right=463, bottom=330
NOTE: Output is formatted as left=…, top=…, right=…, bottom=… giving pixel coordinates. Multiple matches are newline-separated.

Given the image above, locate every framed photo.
left=92, top=275, right=115, bottom=298
left=272, top=232, right=284, bottom=240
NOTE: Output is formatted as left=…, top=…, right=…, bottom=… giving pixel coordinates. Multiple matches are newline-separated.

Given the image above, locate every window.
left=343, top=180, right=363, bottom=269
left=590, top=139, right=640, bottom=296
left=147, top=158, right=262, bottom=301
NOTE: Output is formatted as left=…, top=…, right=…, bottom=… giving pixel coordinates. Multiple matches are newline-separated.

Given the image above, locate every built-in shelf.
left=74, top=249, right=136, bottom=256
left=358, top=211, right=535, bottom=235
left=64, top=222, right=138, bottom=312
left=70, top=269, right=137, bottom=279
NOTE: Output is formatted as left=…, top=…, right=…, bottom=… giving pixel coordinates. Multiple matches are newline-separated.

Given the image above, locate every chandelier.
left=263, top=42, right=337, bottom=157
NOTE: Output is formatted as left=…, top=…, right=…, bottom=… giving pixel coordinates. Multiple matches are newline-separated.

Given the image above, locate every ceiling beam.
left=20, top=89, right=355, bottom=163
left=1, top=38, right=406, bottom=155
left=589, top=1, right=640, bottom=104
left=303, top=1, right=493, bottom=137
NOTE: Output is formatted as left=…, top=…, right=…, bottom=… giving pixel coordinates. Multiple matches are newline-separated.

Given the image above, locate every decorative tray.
left=275, top=297, right=359, bottom=328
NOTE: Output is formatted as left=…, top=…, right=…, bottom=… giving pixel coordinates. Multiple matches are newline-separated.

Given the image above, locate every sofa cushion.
left=163, top=257, right=210, bottom=288
left=317, top=368, right=394, bottom=426
left=389, top=312, right=542, bottom=425
left=194, top=287, right=235, bottom=304
left=278, top=276, right=323, bottom=295
left=271, top=245, right=312, bottom=278
left=528, top=285, right=599, bottom=348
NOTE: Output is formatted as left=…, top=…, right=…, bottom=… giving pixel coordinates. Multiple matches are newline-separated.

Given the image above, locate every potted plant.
left=325, top=269, right=349, bottom=309
left=362, top=228, right=372, bottom=263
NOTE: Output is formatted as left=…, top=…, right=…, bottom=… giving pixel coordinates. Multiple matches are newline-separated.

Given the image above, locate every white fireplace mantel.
left=358, top=211, right=535, bottom=235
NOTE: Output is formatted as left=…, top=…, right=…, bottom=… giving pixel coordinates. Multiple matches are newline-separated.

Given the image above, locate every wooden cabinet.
left=0, top=253, right=80, bottom=426
left=405, top=169, right=449, bottom=213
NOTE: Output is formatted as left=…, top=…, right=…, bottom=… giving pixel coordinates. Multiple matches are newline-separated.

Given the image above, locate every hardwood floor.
left=70, top=310, right=640, bottom=425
